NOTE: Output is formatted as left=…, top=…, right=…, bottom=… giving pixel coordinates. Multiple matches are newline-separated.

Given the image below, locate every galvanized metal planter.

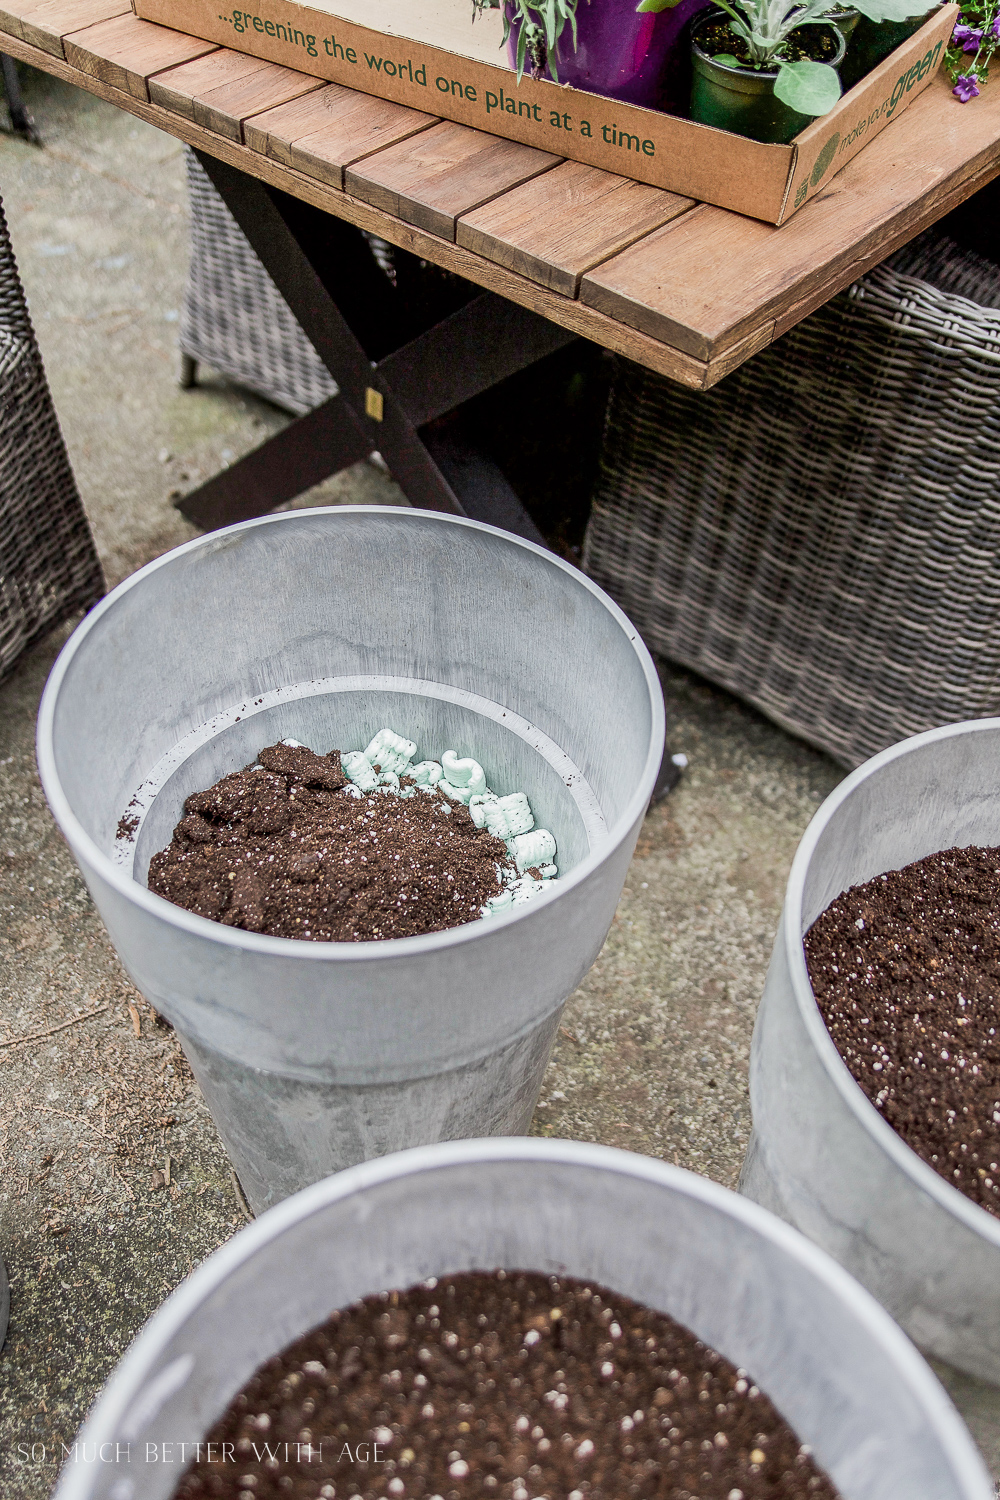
left=53, top=1139, right=991, bottom=1500
left=37, top=508, right=664, bottom=1214
left=740, top=720, right=1000, bottom=1383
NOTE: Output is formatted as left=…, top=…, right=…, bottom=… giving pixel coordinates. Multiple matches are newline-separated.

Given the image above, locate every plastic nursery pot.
left=839, top=6, right=936, bottom=88
left=740, top=720, right=1000, bottom=1384
left=53, top=1139, right=992, bottom=1500
left=505, top=0, right=713, bottom=112
left=825, top=4, right=862, bottom=42
left=36, top=508, right=664, bottom=1216
left=690, top=10, right=847, bottom=143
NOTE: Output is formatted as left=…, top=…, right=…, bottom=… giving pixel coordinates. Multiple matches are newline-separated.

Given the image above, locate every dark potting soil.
left=173, top=1270, right=839, bottom=1500
left=697, top=20, right=840, bottom=67
left=806, top=845, right=1000, bottom=1219
left=146, top=742, right=516, bottom=942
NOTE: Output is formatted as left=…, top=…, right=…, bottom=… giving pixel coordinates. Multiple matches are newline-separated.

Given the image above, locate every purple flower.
left=953, top=21, right=983, bottom=48
left=953, top=72, right=981, bottom=100
left=992, top=12, right=1000, bottom=35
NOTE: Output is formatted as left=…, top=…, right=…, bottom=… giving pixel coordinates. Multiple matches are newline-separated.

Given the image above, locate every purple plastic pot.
left=505, top=0, right=712, bottom=112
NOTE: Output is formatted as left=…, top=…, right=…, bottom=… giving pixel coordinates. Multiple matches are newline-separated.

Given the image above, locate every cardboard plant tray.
left=131, top=0, right=958, bottom=222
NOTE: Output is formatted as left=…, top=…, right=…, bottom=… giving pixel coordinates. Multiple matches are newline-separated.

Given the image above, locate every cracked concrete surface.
left=1, top=61, right=999, bottom=1500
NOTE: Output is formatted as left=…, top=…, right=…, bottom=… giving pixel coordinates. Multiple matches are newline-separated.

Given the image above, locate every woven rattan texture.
left=181, top=149, right=337, bottom=417
left=582, top=236, right=1000, bottom=768
left=0, top=195, right=103, bottom=683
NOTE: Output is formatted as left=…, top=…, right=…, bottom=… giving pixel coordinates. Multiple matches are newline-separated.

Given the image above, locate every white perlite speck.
left=337, top=726, right=559, bottom=918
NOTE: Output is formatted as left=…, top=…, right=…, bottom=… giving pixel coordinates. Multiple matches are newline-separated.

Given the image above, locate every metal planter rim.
left=36, top=506, right=665, bottom=963
left=782, top=716, right=1000, bottom=1248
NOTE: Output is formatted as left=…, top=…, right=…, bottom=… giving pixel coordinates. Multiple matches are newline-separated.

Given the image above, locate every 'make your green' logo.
left=792, top=37, right=943, bottom=211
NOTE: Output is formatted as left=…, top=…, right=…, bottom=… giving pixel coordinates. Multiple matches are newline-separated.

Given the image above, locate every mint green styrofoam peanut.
left=440, top=780, right=475, bottom=806
left=496, top=792, right=533, bottom=837
left=509, top=829, right=557, bottom=872
left=342, top=751, right=378, bottom=792
left=468, top=791, right=499, bottom=828
left=410, top=760, right=442, bottom=787
left=441, top=750, right=487, bottom=795
left=363, top=728, right=417, bottom=775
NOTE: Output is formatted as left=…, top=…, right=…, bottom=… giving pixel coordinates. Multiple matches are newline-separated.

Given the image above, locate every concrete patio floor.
left=1, top=62, right=999, bottom=1499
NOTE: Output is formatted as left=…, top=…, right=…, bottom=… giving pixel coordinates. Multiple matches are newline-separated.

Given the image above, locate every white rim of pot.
left=36, top=507, right=665, bottom=963
left=61, top=1137, right=985, bottom=1492
left=783, top=716, right=1000, bottom=1247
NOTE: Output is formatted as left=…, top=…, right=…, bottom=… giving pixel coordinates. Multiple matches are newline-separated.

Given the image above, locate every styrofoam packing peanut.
left=536, top=862, right=557, bottom=880
left=363, top=728, right=417, bottom=776
left=496, top=791, right=533, bottom=836
left=281, top=738, right=305, bottom=747
left=378, top=771, right=400, bottom=791
left=467, top=791, right=499, bottom=828
left=409, top=760, right=442, bottom=786
left=439, top=778, right=475, bottom=807
left=511, top=875, right=545, bottom=905
left=342, top=750, right=379, bottom=791
left=441, top=750, right=487, bottom=795
left=340, top=782, right=363, bottom=800
left=509, top=829, right=556, bottom=872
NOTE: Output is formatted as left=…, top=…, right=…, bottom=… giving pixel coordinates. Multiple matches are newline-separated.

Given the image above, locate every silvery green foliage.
left=641, top=0, right=936, bottom=113
left=471, top=0, right=585, bottom=81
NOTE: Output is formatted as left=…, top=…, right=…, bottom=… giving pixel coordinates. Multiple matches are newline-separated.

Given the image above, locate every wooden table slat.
left=580, top=73, right=1000, bottom=362
left=345, top=119, right=562, bottom=242
left=148, top=46, right=324, bottom=142
left=458, top=160, right=696, bottom=298
left=63, top=11, right=218, bottom=102
left=244, top=84, right=438, bottom=191
left=0, top=0, right=127, bottom=53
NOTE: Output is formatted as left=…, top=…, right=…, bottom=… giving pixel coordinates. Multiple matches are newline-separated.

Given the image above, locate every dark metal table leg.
left=1, top=55, right=41, bottom=144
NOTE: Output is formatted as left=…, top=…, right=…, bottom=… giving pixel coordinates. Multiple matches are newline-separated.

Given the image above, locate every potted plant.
left=840, top=4, right=939, bottom=88
left=740, top=720, right=1000, bottom=1384
left=36, top=508, right=664, bottom=1216
left=647, top=0, right=936, bottom=141
left=52, top=1140, right=993, bottom=1500
left=474, top=0, right=714, bottom=112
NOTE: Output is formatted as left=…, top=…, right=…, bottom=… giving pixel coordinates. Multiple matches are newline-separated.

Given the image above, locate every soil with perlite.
left=146, top=742, right=517, bottom=942
left=173, top=1269, right=839, bottom=1500
left=806, top=844, right=1000, bottom=1219
left=696, top=19, right=841, bottom=65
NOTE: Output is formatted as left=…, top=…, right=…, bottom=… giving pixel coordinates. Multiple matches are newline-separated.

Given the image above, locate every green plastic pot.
left=839, top=6, right=935, bottom=88
left=690, top=11, right=847, bottom=143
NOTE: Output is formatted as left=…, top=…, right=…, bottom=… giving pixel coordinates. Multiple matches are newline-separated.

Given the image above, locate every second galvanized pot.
left=740, top=719, right=1000, bottom=1383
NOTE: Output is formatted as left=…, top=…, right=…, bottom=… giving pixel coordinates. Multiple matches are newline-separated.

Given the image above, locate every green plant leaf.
left=852, top=0, right=931, bottom=19
left=773, top=58, right=843, bottom=112
left=636, top=0, right=686, bottom=9
left=712, top=51, right=742, bottom=62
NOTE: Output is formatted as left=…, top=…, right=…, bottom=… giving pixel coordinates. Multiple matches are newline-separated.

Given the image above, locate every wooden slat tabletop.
left=148, top=46, right=323, bottom=142
left=458, top=161, right=694, bottom=298
left=1, top=0, right=997, bottom=389
left=244, top=85, right=436, bottom=191
left=63, top=11, right=216, bottom=99
left=345, top=119, right=561, bottom=242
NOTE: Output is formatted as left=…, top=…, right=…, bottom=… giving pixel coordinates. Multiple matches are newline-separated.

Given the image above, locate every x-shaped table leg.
left=176, top=152, right=575, bottom=542
left=176, top=151, right=682, bottom=798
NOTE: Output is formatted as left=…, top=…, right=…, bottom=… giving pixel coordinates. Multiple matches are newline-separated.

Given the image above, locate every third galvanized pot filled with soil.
left=740, top=719, right=1000, bottom=1383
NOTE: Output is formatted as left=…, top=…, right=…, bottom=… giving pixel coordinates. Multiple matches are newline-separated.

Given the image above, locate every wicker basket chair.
left=180, top=148, right=337, bottom=416
left=0, top=195, right=103, bottom=683
left=582, top=232, right=1000, bottom=769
